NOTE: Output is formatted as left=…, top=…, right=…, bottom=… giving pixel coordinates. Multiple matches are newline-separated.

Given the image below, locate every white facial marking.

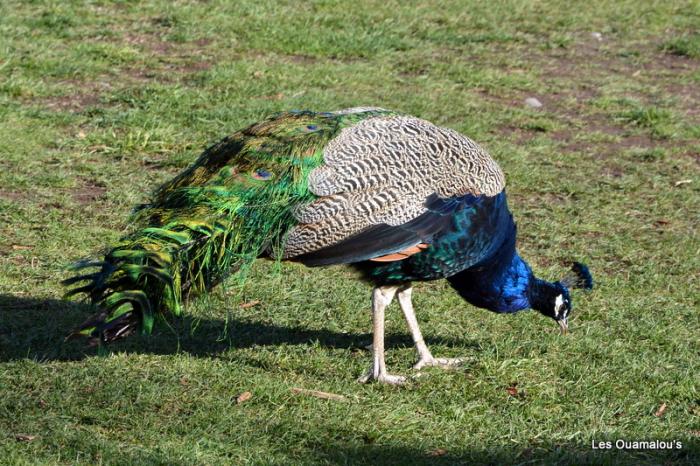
left=554, top=294, right=564, bottom=317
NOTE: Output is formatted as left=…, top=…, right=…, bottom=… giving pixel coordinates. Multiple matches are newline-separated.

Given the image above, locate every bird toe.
left=413, top=357, right=465, bottom=370
left=357, top=370, right=408, bottom=385
left=378, top=374, right=407, bottom=385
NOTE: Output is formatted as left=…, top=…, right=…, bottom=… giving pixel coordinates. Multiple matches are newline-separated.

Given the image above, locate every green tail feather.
left=64, top=109, right=394, bottom=344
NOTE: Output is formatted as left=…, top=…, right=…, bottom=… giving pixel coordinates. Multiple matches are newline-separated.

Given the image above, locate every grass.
left=615, top=105, right=677, bottom=139
left=1, top=0, right=698, bottom=464
left=663, top=35, right=700, bottom=58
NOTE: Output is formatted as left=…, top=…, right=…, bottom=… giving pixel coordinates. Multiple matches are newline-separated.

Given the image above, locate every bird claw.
left=413, top=357, right=465, bottom=370
left=357, top=369, right=408, bottom=385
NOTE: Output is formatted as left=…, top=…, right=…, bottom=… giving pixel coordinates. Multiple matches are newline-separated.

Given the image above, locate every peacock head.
left=531, top=262, right=593, bottom=334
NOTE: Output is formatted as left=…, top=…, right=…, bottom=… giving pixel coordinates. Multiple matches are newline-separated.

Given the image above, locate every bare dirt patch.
left=0, top=190, right=30, bottom=202
left=71, top=181, right=107, bottom=205
left=600, top=165, right=625, bottom=178
left=122, top=32, right=214, bottom=82
left=42, top=93, right=101, bottom=112
left=285, top=54, right=319, bottom=65
left=35, top=79, right=114, bottom=113
left=649, top=49, right=697, bottom=73
left=662, top=82, right=700, bottom=121
left=164, top=60, right=212, bottom=75
left=123, top=67, right=162, bottom=83
left=121, top=32, right=212, bottom=59
left=124, top=33, right=173, bottom=56
left=122, top=59, right=212, bottom=84
left=495, top=125, right=543, bottom=145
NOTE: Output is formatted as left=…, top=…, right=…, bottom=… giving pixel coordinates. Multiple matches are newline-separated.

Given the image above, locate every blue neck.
left=448, top=250, right=534, bottom=313
left=441, top=191, right=565, bottom=316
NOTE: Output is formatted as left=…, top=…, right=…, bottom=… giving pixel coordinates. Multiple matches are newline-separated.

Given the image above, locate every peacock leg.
left=396, top=285, right=464, bottom=370
left=358, top=285, right=407, bottom=385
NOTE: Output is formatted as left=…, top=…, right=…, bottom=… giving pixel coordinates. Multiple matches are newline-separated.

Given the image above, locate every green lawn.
left=1, top=0, right=698, bottom=464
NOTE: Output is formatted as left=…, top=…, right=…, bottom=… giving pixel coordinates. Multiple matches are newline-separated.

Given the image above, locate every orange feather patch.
left=369, top=243, right=429, bottom=262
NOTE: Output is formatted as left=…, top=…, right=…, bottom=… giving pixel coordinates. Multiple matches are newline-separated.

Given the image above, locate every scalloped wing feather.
left=282, top=116, right=505, bottom=262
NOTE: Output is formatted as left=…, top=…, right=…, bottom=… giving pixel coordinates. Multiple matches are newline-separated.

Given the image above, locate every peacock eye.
left=302, top=124, right=320, bottom=132
left=251, top=168, right=273, bottom=180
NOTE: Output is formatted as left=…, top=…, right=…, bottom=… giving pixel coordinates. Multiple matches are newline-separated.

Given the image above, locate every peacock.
left=64, top=107, right=593, bottom=384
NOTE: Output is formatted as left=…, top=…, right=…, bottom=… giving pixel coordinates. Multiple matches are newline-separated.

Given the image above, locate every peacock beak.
left=558, top=318, right=569, bottom=335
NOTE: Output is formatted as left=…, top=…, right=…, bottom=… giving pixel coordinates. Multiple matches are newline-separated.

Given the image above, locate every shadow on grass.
left=2, top=295, right=698, bottom=465
left=309, top=442, right=698, bottom=466
left=0, top=294, right=479, bottom=362
left=69, top=441, right=698, bottom=466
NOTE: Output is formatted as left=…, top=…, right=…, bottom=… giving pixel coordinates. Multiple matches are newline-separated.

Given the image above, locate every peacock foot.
left=413, top=357, right=465, bottom=370
left=357, top=368, right=407, bottom=385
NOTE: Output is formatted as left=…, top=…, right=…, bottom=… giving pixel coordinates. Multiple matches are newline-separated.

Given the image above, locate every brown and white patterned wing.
left=282, top=115, right=505, bottom=263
